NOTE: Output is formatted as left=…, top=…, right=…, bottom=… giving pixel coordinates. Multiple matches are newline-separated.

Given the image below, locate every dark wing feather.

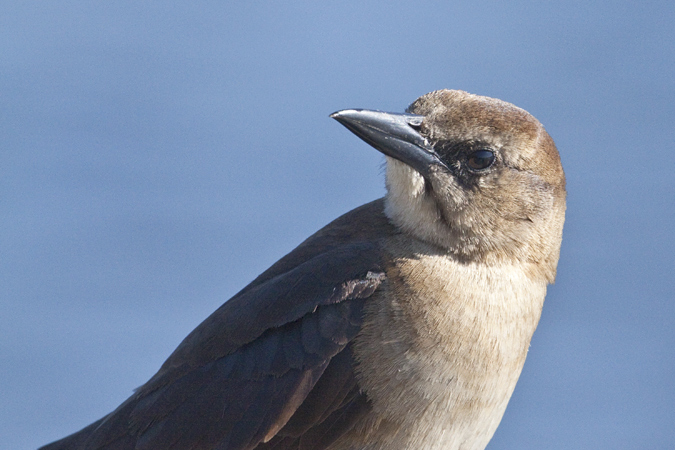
left=40, top=200, right=395, bottom=450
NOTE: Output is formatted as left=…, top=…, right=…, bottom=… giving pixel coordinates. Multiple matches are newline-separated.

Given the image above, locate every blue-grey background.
left=2, top=2, right=674, bottom=449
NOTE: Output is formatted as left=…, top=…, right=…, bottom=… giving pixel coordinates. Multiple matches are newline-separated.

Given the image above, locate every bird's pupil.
left=467, top=150, right=495, bottom=170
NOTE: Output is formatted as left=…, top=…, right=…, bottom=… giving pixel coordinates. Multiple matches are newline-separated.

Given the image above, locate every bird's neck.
left=346, top=239, right=547, bottom=450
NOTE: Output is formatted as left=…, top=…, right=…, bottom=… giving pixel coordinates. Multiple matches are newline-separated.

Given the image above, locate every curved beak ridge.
left=330, top=109, right=445, bottom=177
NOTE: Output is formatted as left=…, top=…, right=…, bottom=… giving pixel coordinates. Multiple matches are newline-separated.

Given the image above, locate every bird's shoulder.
left=251, top=197, right=397, bottom=287
left=155, top=198, right=395, bottom=374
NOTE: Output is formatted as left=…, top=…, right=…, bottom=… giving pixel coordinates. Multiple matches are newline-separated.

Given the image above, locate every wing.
left=41, top=200, right=395, bottom=450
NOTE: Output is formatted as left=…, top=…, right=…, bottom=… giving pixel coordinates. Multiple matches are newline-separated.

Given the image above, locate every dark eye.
left=467, top=149, right=495, bottom=171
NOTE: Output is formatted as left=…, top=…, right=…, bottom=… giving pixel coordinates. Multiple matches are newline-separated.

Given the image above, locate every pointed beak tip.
left=329, top=109, right=354, bottom=121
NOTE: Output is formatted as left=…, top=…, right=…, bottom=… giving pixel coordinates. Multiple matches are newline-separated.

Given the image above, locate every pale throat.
left=383, top=157, right=476, bottom=255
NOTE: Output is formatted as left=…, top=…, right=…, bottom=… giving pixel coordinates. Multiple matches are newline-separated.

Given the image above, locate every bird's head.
left=332, top=89, right=566, bottom=281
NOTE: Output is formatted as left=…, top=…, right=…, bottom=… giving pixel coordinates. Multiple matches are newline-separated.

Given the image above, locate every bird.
left=40, top=89, right=566, bottom=450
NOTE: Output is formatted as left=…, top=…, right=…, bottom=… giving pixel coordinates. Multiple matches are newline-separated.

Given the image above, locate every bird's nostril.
left=407, top=116, right=424, bottom=129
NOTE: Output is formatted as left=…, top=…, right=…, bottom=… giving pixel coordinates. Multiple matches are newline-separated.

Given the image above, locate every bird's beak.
left=330, top=109, right=446, bottom=177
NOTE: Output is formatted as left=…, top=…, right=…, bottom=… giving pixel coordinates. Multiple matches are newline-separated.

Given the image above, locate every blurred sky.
left=2, top=1, right=674, bottom=449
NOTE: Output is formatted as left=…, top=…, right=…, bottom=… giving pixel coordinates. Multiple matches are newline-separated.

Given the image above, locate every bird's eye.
left=466, top=149, right=495, bottom=171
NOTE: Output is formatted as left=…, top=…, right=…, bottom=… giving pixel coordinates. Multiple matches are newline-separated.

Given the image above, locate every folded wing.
left=41, top=201, right=392, bottom=450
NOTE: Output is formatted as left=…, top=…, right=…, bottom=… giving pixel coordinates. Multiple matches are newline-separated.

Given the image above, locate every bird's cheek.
left=431, top=176, right=469, bottom=211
